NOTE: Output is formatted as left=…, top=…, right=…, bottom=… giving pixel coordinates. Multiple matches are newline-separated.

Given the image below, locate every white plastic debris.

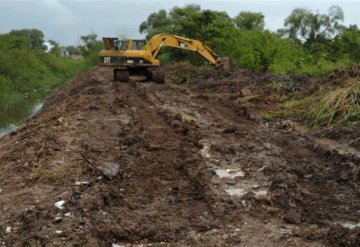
left=5, top=227, right=11, bottom=233
left=64, top=212, right=73, bottom=217
left=55, top=200, right=65, bottom=209
left=75, top=181, right=89, bottom=186
left=55, top=230, right=63, bottom=235
left=112, top=244, right=125, bottom=247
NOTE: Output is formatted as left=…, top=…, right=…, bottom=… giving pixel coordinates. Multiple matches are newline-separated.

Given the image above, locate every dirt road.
left=0, top=67, right=359, bottom=246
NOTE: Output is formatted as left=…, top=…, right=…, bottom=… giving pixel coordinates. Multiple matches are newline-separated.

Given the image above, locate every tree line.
left=139, top=4, right=360, bottom=75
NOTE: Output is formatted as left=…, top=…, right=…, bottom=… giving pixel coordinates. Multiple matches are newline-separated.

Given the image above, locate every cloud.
left=42, top=0, right=67, bottom=13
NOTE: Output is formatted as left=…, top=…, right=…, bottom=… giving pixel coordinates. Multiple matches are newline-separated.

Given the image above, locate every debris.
left=56, top=157, right=65, bottom=165
left=55, top=200, right=66, bottom=210
left=55, top=230, right=63, bottom=235
left=112, top=244, right=125, bottom=247
left=75, top=181, right=89, bottom=186
left=97, top=162, right=120, bottom=178
left=5, top=227, right=11, bottom=233
left=207, top=166, right=216, bottom=175
left=54, top=217, right=62, bottom=223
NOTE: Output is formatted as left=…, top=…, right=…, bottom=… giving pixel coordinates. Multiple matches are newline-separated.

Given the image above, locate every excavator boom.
left=143, top=34, right=218, bottom=65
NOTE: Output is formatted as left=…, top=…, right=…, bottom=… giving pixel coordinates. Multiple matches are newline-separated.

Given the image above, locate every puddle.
left=225, top=187, right=246, bottom=197
left=215, top=169, right=245, bottom=179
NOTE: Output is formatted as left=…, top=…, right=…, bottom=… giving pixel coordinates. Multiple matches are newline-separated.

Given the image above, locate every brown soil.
left=0, top=67, right=359, bottom=246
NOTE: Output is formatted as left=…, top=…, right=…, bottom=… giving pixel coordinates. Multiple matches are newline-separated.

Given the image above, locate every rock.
left=55, top=200, right=66, bottom=210
left=207, top=166, right=216, bottom=175
left=97, top=162, right=120, bottom=178
left=223, top=127, right=237, bottom=134
left=284, top=210, right=301, bottom=224
left=55, top=230, right=64, bottom=236
left=54, top=217, right=62, bottom=223
left=75, top=181, right=89, bottom=186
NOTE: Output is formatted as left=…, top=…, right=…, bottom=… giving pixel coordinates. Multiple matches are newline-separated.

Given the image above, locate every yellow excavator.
left=98, top=33, right=229, bottom=83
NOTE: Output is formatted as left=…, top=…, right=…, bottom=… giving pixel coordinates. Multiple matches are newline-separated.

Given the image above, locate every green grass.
left=0, top=47, right=87, bottom=128
left=308, top=82, right=360, bottom=127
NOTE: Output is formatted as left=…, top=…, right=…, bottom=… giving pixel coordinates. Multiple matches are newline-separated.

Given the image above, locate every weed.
left=308, top=82, right=360, bottom=127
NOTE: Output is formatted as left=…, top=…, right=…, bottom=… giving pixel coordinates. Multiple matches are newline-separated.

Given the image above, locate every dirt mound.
left=324, top=65, right=360, bottom=84
left=0, top=66, right=359, bottom=246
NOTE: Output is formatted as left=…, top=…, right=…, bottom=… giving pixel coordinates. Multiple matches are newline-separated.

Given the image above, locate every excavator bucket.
left=216, top=57, right=231, bottom=72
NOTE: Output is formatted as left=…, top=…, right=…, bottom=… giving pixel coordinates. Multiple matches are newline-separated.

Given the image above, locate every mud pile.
left=0, top=66, right=359, bottom=246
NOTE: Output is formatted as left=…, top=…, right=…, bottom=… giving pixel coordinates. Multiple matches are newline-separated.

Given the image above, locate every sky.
left=0, top=0, right=359, bottom=46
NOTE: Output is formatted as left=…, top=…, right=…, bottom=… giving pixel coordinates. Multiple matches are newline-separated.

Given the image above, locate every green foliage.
left=234, top=11, right=265, bottom=30
left=229, top=29, right=304, bottom=73
left=48, top=39, right=61, bottom=57
left=139, top=5, right=235, bottom=63
left=139, top=9, right=172, bottom=39
left=333, top=25, right=360, bottom=62
left=9, top=28, right=47, bottom=50
left=0, top=32, right=87, bottom=127
left=308, top=83, right=360, bottom=127
left=281, top=5, right=344, bottom=51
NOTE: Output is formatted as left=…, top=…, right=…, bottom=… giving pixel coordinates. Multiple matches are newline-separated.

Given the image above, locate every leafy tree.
left=80, top=33, right=99, bottom=57
left=139, top=9, right=172, bottom=39
left=139, top=5, right=236, bottom=62
left=80, top=33, right=98, bottom=49
left=229, top=29, right=304, bottom=72
left=282, top=5, right=344, bottom=50
left=333, top=25, right=360, bottom=62
left=48, top=39, right=61, bottom=57
left=234, top=11, right=265, bottom=30
left=0, top=33, right=30, bottom=50
left=9, top=28, right=47, bottom=50
left=65, top=45, right=77, bottom=56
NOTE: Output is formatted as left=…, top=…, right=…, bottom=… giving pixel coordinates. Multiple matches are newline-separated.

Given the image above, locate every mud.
left=0, top=67, right=359, bottom=246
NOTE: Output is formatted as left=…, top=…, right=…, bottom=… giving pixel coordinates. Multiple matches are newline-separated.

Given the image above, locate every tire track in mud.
left=92, top=81, right=218, bottom=243
left=133, top=83, right=325, bottom=246
left=1, top=68, right=360, bottom=246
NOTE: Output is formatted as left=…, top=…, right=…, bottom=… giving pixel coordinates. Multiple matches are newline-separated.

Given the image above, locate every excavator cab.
left=102, top=38, right=146, bottom=51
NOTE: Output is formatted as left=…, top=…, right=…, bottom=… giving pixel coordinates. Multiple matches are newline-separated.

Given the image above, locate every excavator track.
left=147, top=68, right=165, bottom=84
left=114, top=69, right=129, bottom=82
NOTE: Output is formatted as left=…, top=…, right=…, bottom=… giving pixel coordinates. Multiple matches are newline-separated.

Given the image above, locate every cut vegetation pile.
left=309, top=82, right=360, bottom=127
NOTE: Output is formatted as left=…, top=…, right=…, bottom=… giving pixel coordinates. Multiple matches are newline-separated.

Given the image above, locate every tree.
left=65, top=45, right=76, bottom=56
left=282, top=5, right=344, bottom=50
left=48, top=39, right=61, bottom=57
left=139, top=9, right=172, bottom=39
left=139, top=5, right=236, bottom=56
left=334, top=25, right=360, bottom=62
left=9, top=28, right=46, bottom=50
left=80, top=33, right=98, bottom=57
left=234, top=11, right=265, bottom=30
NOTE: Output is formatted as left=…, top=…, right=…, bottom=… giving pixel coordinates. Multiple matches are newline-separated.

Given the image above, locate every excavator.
left=98, top=33, right=229, bottom=83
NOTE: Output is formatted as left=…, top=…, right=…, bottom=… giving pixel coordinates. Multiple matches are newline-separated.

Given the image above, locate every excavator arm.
left=142, top=34, right=219, bottom=65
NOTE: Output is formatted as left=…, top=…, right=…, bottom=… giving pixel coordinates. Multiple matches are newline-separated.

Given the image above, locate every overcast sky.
left=0, top=0, right=359, bottom=46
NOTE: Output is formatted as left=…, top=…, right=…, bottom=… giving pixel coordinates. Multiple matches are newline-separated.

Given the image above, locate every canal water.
left=0, top=99, right=45, bottom=138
